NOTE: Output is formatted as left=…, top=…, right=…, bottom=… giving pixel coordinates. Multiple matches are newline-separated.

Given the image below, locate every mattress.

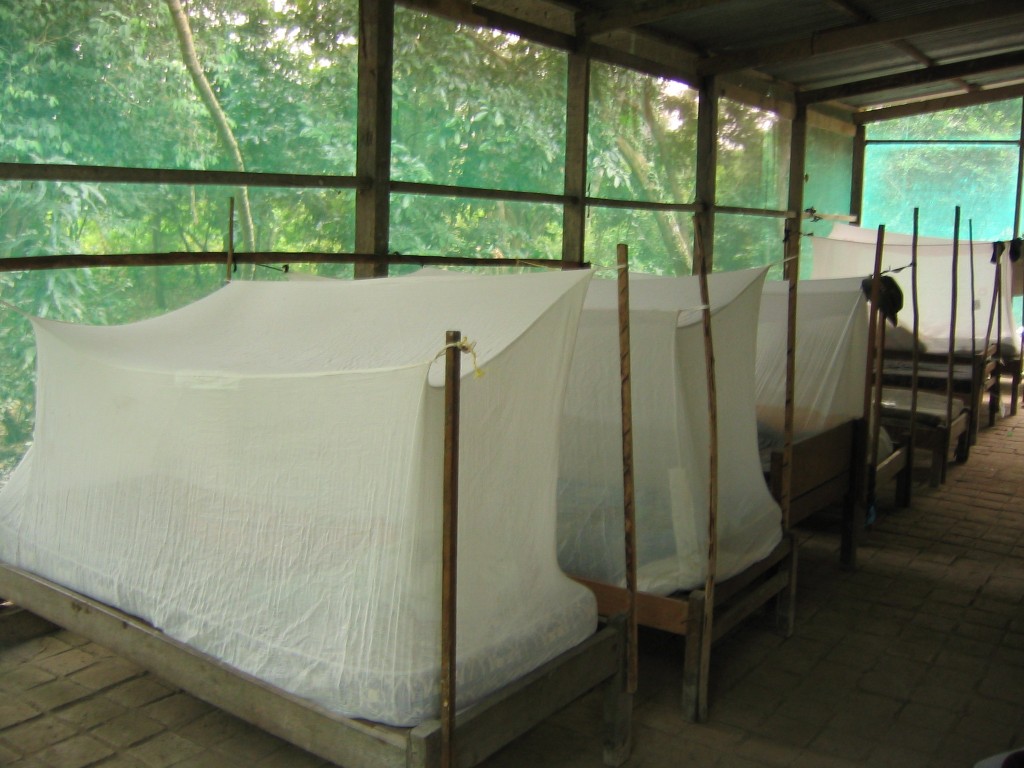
left=0, top=464, right=596, bottom=726
left=880, top=387, right=968, bottom=427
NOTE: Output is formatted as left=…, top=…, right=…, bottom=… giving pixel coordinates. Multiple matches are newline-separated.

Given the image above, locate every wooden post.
left=909, top=209, right=921, bottom=475
left=694, top=214, right=718, bottom=722
left=694, top=77, right=718, bottom=275
left=947, top=208, right=960, bottom=432
left=226, top=196, right=235, bottom=282
left=857, top=224, right=885, bottom=546
left=781, top=102, right=807, bottom=531
left=969, top=221, right=977, bottom=361
left=355, top=0, right=394, bottom=279
left=850, top=124, right=866, bottom=224
left=862, top=226, right=885, bottom=426
left=441, top=330, right=462, bottom=768
left=615, top=244, right=638, bottom=695
left=562, top=54, right=590, bottom=265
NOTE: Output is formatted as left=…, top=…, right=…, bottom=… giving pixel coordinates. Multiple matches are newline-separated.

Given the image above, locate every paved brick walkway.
left=2, top=401, right=1023, bottom=767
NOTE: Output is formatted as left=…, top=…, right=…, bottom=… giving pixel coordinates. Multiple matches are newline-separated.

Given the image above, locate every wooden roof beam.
left=575, top=0, right=733, bottom=39
left=697, top=0, right=1024, bottom=76
left=854, top=81, right=1024, bottom=123
left=798, top=48, right=1024, bottom=105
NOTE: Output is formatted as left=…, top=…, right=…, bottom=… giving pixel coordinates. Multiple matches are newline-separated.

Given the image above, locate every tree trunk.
left=165, top=0, right=256, bottom=251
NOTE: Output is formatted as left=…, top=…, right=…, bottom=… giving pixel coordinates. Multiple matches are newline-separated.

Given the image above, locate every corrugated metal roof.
left=553, top=0, right=1024, bottom=119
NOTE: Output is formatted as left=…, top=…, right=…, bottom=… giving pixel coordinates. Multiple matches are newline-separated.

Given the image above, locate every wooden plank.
left=390, top=180, right=566, bottom=206
left=0, top=252, right=583, bottom=273
left=0, top=161, right=363, bottom=189
left=773, top=420, right=855, bottom=500
left=787, top=474, right=852, bottom=527
left=714, top=538, right=792, bottom=604
left=573, top=578, right=691, bottom=635
left=712, top=570, right=791, bottom=643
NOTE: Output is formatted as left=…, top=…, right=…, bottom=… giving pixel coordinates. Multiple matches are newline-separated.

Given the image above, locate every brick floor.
left=2, top=399, right=1023, bottom=767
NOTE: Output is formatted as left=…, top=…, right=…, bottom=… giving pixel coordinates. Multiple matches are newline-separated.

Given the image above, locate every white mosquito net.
left=557, top=268, right=782, bottom=596
left=0, top=269, right=597, bottom=726
left=755, top=276, right=868, bottom=447
left=812, top=223, right=1018, bottom=355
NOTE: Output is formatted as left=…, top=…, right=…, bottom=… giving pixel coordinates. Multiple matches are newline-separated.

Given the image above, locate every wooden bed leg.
left=774, top=541, right=798, bottom=638
left=840, top=497, right=863, bottom=571
left=602, top=618, right=632, bottom=768
left=896, top=455, right=912, bottom=508
left=928, top=441, right=944, bottom=487
left=681, top=589, right=707, bottom=723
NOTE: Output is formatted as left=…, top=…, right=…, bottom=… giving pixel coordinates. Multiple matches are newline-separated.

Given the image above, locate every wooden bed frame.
left=882, top=346, right=998, bottom=445
left=573, top=535, right=796, bottom=723
left=0, top=564, right=631, bottom=768
left=0, top=328, right=634, bottom=768
left=560, top=244, right=798, bottom=724
left=874, top=211, right=977, bottom=490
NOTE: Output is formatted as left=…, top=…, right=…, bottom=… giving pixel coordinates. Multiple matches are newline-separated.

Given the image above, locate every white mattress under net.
left=556, top=268, right=782, bottom=596
left=0, top=270, right=598, bottom=727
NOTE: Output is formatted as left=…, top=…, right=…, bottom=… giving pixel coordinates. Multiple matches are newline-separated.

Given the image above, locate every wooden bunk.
left=876, top=210, right=972, bottom=489
left=763, top=236, right=914, bottom=570
left=882, top=346, right=997, bottom=446
left=0, top=320, right=634, bottom=768
left=568, top=243, right=797, bottom=723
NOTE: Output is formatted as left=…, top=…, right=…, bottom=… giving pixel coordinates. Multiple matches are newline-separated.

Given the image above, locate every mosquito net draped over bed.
left=0, top=270, right=597, bottom=727
left=812, top=223, right=1018, bottom=355
left=557, top=268, right=782, bottom=596
left=755, top=276, right=868, bottom=450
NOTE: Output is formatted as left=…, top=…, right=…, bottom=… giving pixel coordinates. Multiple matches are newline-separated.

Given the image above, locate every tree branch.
left=165, top=0, right=255, bottom=251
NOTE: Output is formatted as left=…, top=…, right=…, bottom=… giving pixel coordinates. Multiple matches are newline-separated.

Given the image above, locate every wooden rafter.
left=854, top=80, right=1024, bottom=123
left=823, top=0, right=975, bottom=92
left=575, top=0, right=732, bottom=39
left=799, top=49, right=1024, bottom=105
left=696, top=0, right=1024, bottom=76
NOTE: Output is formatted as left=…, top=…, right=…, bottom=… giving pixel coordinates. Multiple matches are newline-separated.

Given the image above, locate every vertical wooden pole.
left=969, top=220, right=978, bottom=362
left=909, top=209, right=920, bottom=466
left=1015, top=100, right=1024, bottom=242
left=694, top=77, right=718, bottom=275
left=694, top=215, right=718, bottom=722
left=562, top=54, right=590, bottom=265
left=862, top=226, right=885, bottom=424
left=441, top=331, right=461, bottom=768
left=781, top=102, right=807, bottom=531
left=946, top=208, right=960, bottom=432
left=850, top=124, right=866, bottom=225
left=355, top=0, right=394, bottom=279
left=615, top=244, right=638, bottom=695
left=226, top=196, right=235, bottom=282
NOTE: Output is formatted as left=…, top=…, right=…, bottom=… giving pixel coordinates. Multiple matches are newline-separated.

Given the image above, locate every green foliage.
left=6, top=0, right=961, bottom=475
left=586, top=64, right=697, bottom=273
